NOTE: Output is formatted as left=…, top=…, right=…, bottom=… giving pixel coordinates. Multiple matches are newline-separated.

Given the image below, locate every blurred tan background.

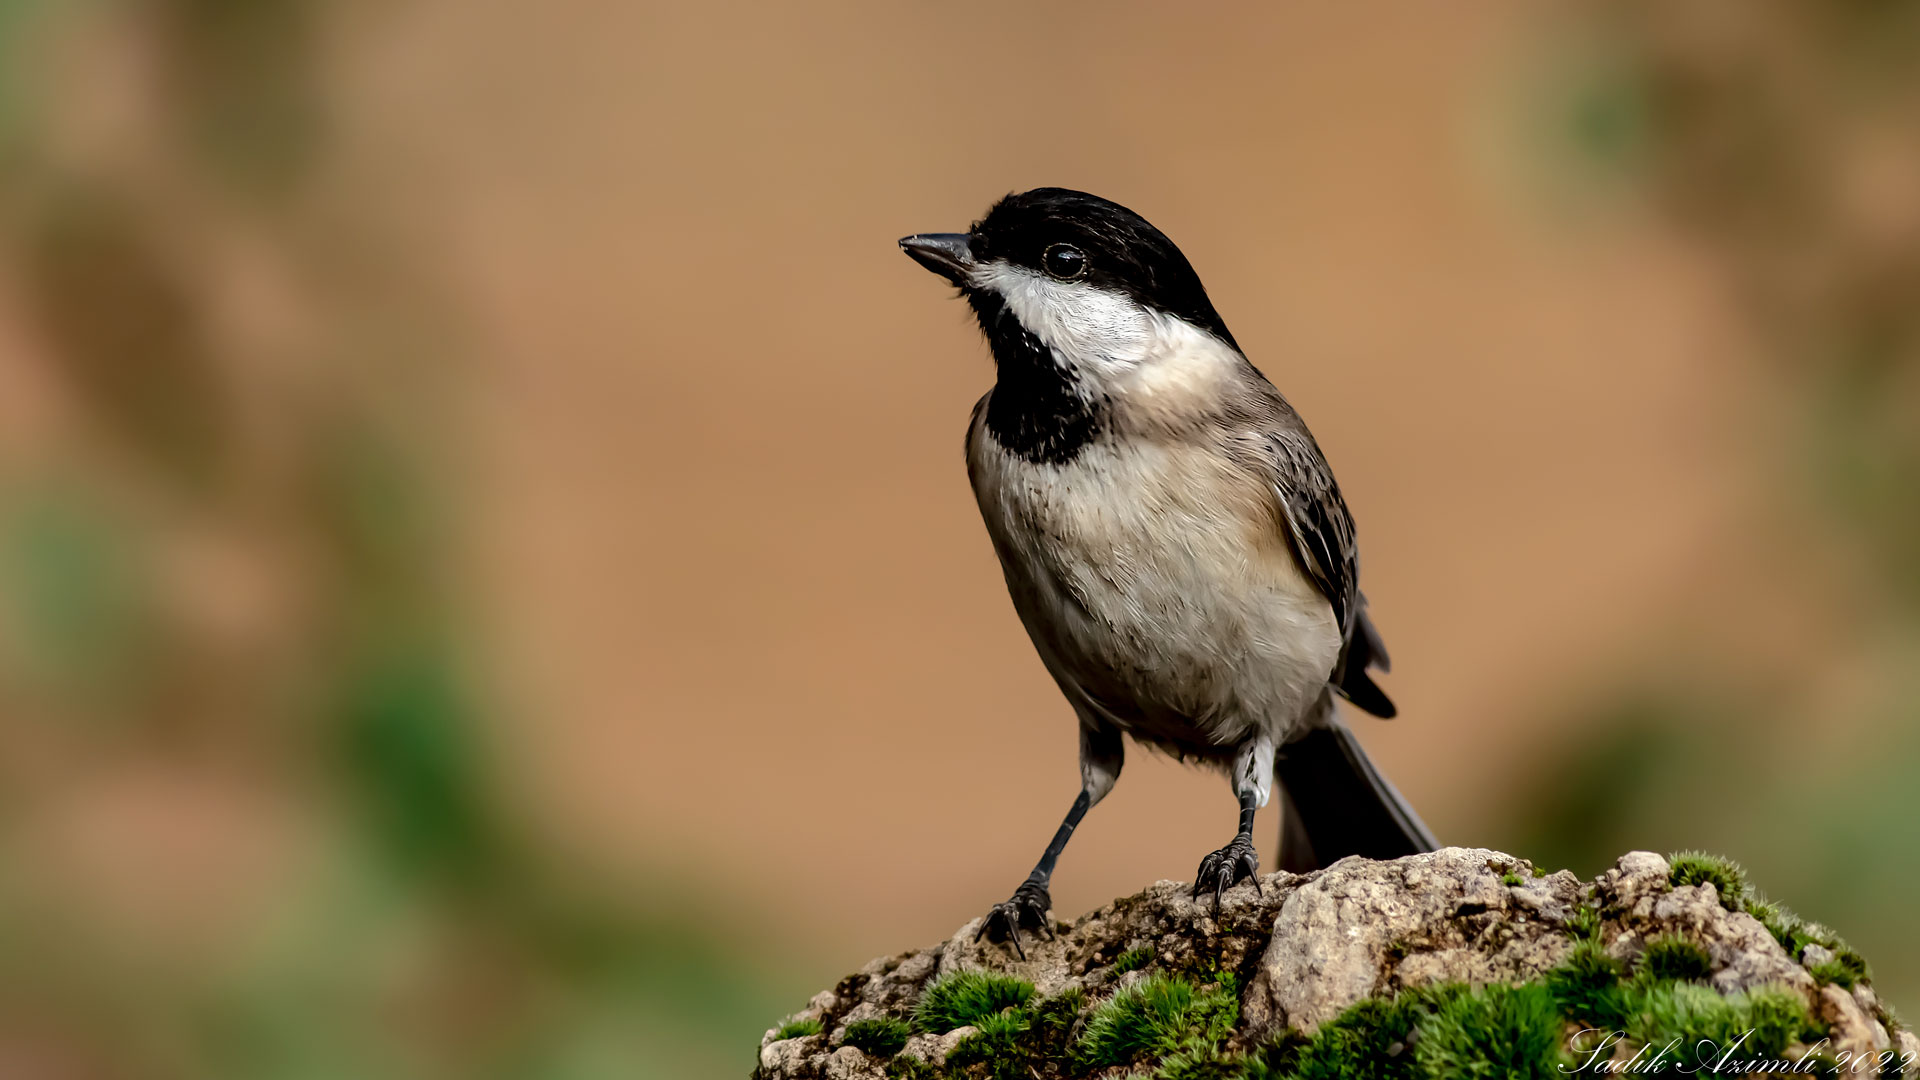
left=1, top=0, right=1916, bottom=1076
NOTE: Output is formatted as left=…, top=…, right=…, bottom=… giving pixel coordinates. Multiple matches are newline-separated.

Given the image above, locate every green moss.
left=1500, top=872, right=1525, bottom=887
left=1075, top=972, right=1238, bottom=1070
left=1565, top=903, right=1602, bottom=942
left=1255, top=976, right=1813, bottom=1080
left=1237, top=984, right=1561, bottom=1080
left=1112, top=946, right=1154, bottom=975
left=1623, top=981, right=1816, bottom=1066
left=886, top=1053, right=939, bottom=1079
left=912, top=970, right=1037, bottom=1033
left=1808, top=935, right=1869, bottom=985
left=1805, top=929, right=1861, bottom=965
left=1808, top=956, right=1865, bottom=989
left=1278, top=990, right=1449, bottom=1080
left=1414, top=982, right=1566, bottom=1080
left=773, top=1017, right=822, bottom=1040
left=1743, top=895, right=1798, bottom=950
left=1624, top=982, right=1733, bottom=1062
left=1742, top=986, right=1818, bottom=1056
left=1232, top=1034, right=1304, bottom=1080
left=939, top=987, right=1086, bottom=1080
left=1548, top=940, right=1631, bottom=1029
left=843, top=1016, right=910, bottom=1057
left=1639, top=935, right=1713, bottom=983
left=1029, top=987, right=1086, bottom=1044
left=1629, top=981, right=1743, bottom=1057
left=1152, top=1044, right=1249, bottom=1079
left=1742, top=894, right=1872, bottom=982
left=1667, top=851, right=1748, bottom=910
left=1173, top=953, right=1241, bottom=992
left=947, top=1008, right=1033, bottom=1080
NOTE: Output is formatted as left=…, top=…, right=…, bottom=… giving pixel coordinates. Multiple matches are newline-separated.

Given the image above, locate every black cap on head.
left=969, top=187, right=1239, bottom=350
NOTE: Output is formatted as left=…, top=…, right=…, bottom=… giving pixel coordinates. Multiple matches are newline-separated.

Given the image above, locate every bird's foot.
left=975, top=877, right=1053, bottom=960
left=1192, top=835, right=1262, bottom=911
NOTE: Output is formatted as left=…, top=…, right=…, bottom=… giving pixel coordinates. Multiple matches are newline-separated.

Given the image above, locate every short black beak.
left=899, top=233, right=975, bottom=287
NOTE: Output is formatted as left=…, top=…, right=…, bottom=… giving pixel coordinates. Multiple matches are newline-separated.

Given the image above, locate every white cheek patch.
left=972, top=262, right=1158, bottom=375
left=971, top=261, right=1240, bottom=402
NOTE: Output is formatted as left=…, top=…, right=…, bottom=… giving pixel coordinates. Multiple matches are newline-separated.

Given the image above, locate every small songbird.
left=900, top=188, right=1437, bottom=955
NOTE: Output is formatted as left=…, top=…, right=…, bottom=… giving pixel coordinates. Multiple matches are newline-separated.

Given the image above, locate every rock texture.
left=756, top=848, right=1914, bottom=1078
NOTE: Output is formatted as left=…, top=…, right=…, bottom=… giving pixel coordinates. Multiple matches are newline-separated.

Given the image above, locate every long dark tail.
left=1275, top=719, right=1437, bottom=873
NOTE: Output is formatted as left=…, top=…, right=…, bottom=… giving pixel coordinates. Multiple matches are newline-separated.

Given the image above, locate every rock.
left=901, top=1027, right=975, bottom=1066
left=1645, top=885, right=1811, bottom=997
left=821, top=1045, right=883, bottom=1080
left=1817, top=983, right=1889, bottom=1058
left=753, top=848, right=1906, bottom=1079
left=1807, top=979, right=1894, bottom=1059
left=1898, top=1029, right=1920, bottom=1072
left=758, top=1033, right=820, bottom=1076
left=1244, top=847, right=1576, bottom=1034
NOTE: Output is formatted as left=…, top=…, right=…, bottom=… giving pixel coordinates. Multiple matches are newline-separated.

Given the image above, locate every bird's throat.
left=969, top=291, right=1104, bottom=466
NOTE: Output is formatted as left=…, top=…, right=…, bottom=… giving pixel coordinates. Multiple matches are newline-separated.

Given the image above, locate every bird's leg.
left=1192, top=792, right=1261, bottom=910
left=1193, top=734, right=1274, bottom=910
left=977, top=722, right=1121, bottom=959
left=976, top=789, right=1088, bottom=959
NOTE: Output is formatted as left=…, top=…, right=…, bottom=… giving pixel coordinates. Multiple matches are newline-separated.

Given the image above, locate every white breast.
left=968, top=423, right=1341, bottom=754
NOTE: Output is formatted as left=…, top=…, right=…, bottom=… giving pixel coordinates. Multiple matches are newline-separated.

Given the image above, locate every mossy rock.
left=754, top=848, right=1914, bottom=1079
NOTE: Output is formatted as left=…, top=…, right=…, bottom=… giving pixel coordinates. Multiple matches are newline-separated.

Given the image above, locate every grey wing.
left=1263, top=427, right=1396, bottom=719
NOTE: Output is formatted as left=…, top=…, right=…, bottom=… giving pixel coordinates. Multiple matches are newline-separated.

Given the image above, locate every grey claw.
left=1194, top=837, right=1259, bottom=912
left=979, top=881, right=1050, bottom=959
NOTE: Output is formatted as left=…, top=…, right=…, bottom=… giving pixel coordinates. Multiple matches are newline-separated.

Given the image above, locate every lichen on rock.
left=755, top=848, right=1916, bottom=1079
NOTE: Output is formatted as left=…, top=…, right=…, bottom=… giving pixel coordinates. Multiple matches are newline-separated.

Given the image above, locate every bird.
left=898, top=188, right=1438, bottom=956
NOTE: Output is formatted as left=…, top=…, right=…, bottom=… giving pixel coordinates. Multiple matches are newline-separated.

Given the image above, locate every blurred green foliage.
left=1505, top=0, right=1920, bottom=1019
left=0, top=484, right=152, bottom=697
left=0, top=1, right=811, bottom=1077
left=2, top=0, right=1916, bottom=1076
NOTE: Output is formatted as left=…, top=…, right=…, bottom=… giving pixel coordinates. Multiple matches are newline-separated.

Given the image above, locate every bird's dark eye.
left=1042, top=243, right=1087, bottom=280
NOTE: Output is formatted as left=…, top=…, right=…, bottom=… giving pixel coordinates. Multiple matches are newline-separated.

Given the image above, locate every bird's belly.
left=971, top=436, right=1341, bottom=750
